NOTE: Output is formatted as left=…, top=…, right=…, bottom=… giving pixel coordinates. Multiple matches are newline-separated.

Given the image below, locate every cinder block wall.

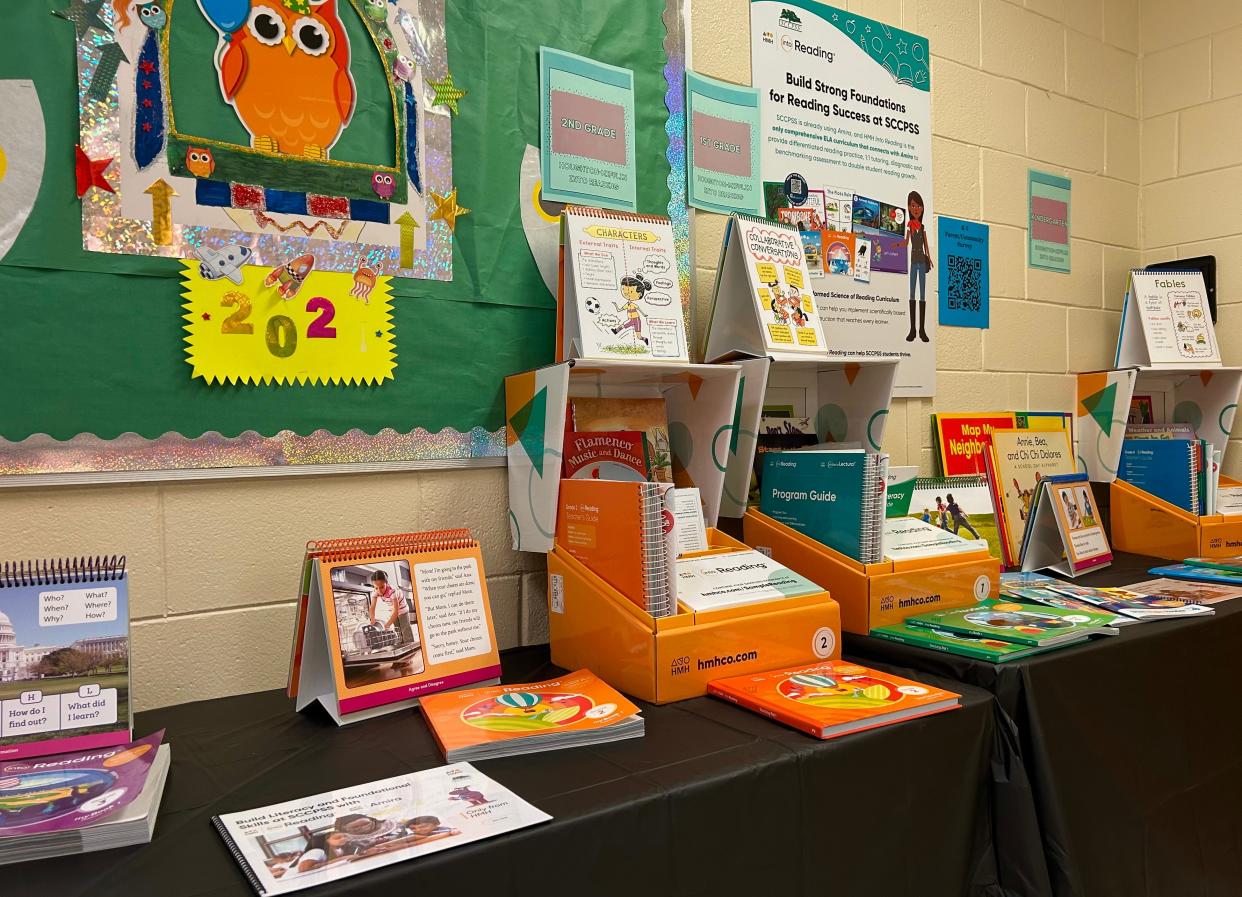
left=5, top=0, right=1237, bottom=711
left=1138, top=0, right=1242, bottom=462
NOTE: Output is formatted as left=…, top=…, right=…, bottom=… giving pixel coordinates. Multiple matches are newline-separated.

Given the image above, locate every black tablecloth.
left=847, top=553, right=1242, bottom=897
left=14, top=648, right=1015, bottom=897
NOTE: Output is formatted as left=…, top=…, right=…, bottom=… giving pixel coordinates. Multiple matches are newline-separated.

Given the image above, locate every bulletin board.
left=0, top=0, right=690, bottom=483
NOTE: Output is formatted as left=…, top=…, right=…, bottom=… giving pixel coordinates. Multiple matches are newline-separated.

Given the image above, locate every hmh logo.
left=880, top=595, right=895, bottom=612
left=762, top=30, right=775, bottom=44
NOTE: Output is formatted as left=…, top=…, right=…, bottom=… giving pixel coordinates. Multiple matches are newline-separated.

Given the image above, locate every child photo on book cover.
left=327, top=560, right=422, bottom=688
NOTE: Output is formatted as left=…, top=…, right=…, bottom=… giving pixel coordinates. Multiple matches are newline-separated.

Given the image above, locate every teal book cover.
left=759, top=451, right=867, bottom=560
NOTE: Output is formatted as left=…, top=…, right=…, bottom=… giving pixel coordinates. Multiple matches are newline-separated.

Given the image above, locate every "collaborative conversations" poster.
left=750, top=1, right=935, bottom=396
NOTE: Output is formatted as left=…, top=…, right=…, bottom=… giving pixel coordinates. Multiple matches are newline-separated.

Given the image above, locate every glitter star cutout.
left=202, top=312, right=212, bottom=321
left=428, top=71, right=467, bottom=114
left=429, top=188, right=469, bottom=232
left=140, top=59, right=157, bottom=75
left=74, top=145, right=115, bottom=196
left=53, top=0, right=109, bottom=40
left=374, top=330, right=382, bottom=338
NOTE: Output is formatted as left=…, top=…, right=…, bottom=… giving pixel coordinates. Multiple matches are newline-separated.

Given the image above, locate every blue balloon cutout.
left=197, top=0, right=249, bottom=33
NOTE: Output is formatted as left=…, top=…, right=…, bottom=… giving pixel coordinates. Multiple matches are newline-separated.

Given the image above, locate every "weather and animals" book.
left=418, top=670, right=643, bottom=762
left=707, top=659, right=959, bottom=740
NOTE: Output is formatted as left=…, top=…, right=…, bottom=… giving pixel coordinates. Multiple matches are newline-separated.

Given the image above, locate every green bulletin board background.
left=0, top=0, right=678, bottom=455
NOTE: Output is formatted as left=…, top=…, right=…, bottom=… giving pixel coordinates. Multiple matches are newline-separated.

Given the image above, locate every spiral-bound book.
left=0, top=556, right=131, bottom=760
left=213, top=763, right=550, bottom=895
left=287, top=531, right=501, bottom=726
left=1115, top=269, right=1220, bottom=367
left=556, top=205, right=689, bottom=363
left=555, top=478, right=677, bottom=617
left=703, top=211, right=830, bottom=362
left=757, top=449, right=887, bottom=564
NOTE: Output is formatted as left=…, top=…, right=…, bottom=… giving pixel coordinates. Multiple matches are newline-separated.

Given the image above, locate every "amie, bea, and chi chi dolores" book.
left=287, top=530, right=502, bottom=726
left=213, top=764, right=550, bottom=895
left=708, top=660, right=959, bottom=740
left=419, top=670, right=643, bottom=762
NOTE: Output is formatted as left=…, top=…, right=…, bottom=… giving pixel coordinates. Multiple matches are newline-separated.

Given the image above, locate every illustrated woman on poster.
left=903, top=190, right=932, bottom=343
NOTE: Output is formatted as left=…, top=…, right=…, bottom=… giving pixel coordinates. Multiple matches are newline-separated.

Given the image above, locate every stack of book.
left=757, top=448, right=889, bottom=563
left=873, top=598, right=1118, bottom=661
left=0, top=732, right=171, bottom=866
left=1116, top=426, right=1219, bottom=515
left=708, top=659, right=959, bottom=739
left=419, top=671, right=643, bottom=762
left=1150, top=556, right=1242, bottom=587
left=555, top=394, right=713, bottom=619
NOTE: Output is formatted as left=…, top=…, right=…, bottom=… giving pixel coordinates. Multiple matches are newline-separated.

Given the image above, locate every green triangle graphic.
left=509, top=387, right=548, bottom=478
left=1081, top=382, right=1118, bottom=437
left=729, top=376, right=745, bottom=456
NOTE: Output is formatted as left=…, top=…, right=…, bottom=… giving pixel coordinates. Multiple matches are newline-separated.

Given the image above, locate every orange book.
left=419, top=669, right=643, bottom=761
left=571, top=396, right=673, bottom=483
left=556, top=478, right=675, bottom=617
left=708, top=659, right=960, bottom=739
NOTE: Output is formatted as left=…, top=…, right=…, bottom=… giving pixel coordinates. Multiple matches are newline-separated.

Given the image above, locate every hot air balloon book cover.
left=83, top=0, right=439, bottom=277
left=418, top=670, right=643, bottom=762
left=707, top=660, right=959, bottom=740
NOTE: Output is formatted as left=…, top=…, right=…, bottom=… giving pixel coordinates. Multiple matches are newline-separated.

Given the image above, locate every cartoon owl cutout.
left=371, top=171, right=395, bottom=199
left=185, top=146, right=216, bottom=178
left=201, top=0, right=357, bottom=161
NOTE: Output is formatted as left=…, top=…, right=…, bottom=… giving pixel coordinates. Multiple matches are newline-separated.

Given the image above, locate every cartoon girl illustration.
left=611, top=273, right=652, bottom=346
left=791, top=306, right=809, bottom=327
left=902, top=189, right=932, bottom=343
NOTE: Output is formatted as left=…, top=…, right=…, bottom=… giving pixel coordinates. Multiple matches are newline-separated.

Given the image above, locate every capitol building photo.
left=0, top=610, right=128, bottom=683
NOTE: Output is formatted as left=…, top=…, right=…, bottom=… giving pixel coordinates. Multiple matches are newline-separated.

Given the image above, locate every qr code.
left=946, top=254, right=982, bottom=311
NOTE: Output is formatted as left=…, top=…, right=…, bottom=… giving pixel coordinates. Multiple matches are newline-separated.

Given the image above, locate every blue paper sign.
left=938, top=217, right=990, bottom=328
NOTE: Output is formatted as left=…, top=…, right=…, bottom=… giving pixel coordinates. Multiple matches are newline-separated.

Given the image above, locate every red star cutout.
left=142, top=98, right=153, bottom=108
left=74, top=145, right=115, bottom=197
left=201, top=312, right=211, bottom=321
left=141, top=79, right=151, bottom=89
left=142, top=122, right=152, bottom=132
left=139, top=59, right=156, bottom=74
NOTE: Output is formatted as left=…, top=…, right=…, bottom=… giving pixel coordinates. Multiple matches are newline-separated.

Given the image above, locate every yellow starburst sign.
left=182, top=262, right=397, bottom=386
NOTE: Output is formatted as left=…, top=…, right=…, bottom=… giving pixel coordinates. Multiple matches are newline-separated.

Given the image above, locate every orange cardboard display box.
left=547, top=528, right=842, bottom=704
left=1110, top=477, right=1242, bottom=561
left=1074, top=367, right=1242, bottom=560
left=744, top=509, right=999, bottom=635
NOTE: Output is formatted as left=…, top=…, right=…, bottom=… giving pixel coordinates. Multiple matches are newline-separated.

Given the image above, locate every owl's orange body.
left=218, top=2, right=355, bottom=159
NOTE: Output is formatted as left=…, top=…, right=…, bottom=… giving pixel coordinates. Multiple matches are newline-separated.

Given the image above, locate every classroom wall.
left=4, top=0, right=1236, bottom=712
left=1137, top=0, right=1242, bottom=477
left=691, top=0, right=1142, bottom=473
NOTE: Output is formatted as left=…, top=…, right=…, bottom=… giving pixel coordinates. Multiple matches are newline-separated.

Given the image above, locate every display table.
left=14, top=648, right=1016, bottom=897
left=847, top=552, right=1242, bottom=897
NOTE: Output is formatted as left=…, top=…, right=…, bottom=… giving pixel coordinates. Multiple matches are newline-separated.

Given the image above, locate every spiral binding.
left=1189, top=442, right=1202, bottom=516
left=859, top=457, right=884, bottom=565
left=638, top=483, right=673, bottom=618
left=564, top=204, right=671, bottom=225
left=733, top=210, right=795, bottom=232
left=212, top=816, right=267, bottom=895
left=913, top=474, right=989, bottom=489
left=0, top=555, right=127, bottom=588
left=309, top=529, right=477, bottom=564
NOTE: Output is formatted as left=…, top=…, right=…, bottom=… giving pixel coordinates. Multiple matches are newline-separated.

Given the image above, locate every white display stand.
left=504, top=359, right=742, bottom=553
